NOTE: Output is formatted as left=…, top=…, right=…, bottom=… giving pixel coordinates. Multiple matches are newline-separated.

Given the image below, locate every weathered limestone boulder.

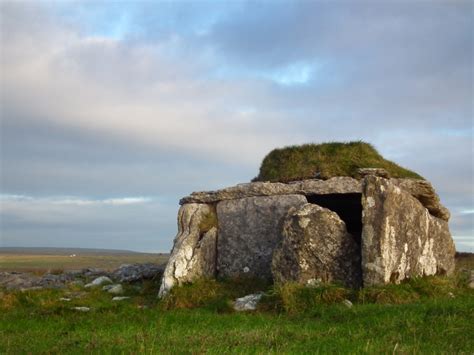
left=158, top=203, right=217, bottom=297
left=216, top=195, right=307, bottom=279
left=272, top=204, right=361, bottom=288
left=113, top=263, right=164, bottom=283
left=361, top=176, right=455, bottom=286
left=233, top=293, right=264, bottom=311
left=390, top=178, right=450, bottom=221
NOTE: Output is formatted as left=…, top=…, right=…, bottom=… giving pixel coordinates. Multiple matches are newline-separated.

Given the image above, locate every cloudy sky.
left=1, top=1, right=472, bottom=253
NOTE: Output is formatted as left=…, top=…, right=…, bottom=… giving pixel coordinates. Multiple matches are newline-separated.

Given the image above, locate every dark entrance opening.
left=306, top=193, right=363, bottom=245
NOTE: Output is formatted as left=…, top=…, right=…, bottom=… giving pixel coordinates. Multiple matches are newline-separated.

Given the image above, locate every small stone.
left=20, top=286, right=43, bottom=292
left=106, top=284, right=124, bottom=295
left=85, top=276, right=112, bottom=288
left=448, top=292, right=455, bottom=298
left=306, top=278, right=321, bottom=287
left=113, top=263, right=164, bottom=283
left=59, top=297, right=71, bottom=302
left=233, top=293, right=263, bottom=311
left=342, top=299, right=353, bottom=308
left=112, top=296, right=130, bottom=301
left=72, top=306, right=90, bottom=312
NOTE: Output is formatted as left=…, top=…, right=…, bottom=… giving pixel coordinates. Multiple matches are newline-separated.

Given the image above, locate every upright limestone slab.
left=361, top=176, right=455, bottom=287
left=272, top=204, right=361, bottom=288
left=158, top=203, right=217, bottom=297
left=216, top=195, right=307, bottom=279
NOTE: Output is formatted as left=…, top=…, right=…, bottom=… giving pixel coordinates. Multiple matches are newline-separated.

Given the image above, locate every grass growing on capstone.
left=254, top=141, right=423, bottom=182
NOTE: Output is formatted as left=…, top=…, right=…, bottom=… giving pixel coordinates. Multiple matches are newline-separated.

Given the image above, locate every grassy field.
left=0, top=253, right=472, bottom=353
left=1, top=291, right=473, bottom=353
left=0, top=248, right=169, bottom=272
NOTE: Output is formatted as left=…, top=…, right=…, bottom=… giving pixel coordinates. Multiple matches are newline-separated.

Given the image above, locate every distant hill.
left=0, top=247, right=166, bottom=256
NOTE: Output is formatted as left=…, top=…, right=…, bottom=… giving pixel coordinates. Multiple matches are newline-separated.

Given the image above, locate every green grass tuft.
left=254, top=141, right=423, bottom=182
left=272, top=282, right=350, bottom=315
left=160, top=277, right=271, bottom=312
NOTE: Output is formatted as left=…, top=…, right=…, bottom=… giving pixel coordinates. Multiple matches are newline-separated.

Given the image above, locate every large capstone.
left=158, top=203, right=217, bottom=297
left=180, top=177, right=362, bottom=204
left=216, top=195, right=307, bottom=279
left=361, top=176, right=455, bottom=287
left=272, top=204, right=361, bottom=288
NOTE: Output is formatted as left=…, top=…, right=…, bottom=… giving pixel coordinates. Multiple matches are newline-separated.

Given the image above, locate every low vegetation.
left=254, top=141, right=423, bottom=182
left=0, top=250, right=168, bottom=273
left=1, top=255, right=473, bottom=353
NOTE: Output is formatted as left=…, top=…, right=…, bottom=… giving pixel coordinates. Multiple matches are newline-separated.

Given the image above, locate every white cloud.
left=1, top=2, right=471, bottom=252
left=0, top=194, right=152, bottom=207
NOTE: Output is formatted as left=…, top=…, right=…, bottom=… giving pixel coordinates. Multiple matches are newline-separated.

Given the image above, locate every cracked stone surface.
left=272, top=203, right=361, bottom=288
left=390, top=178, right=450, bottom=220
left=180, top=177, right=362, bottom=204
left=216, top=195, right=307, bottom=280
left=158, top=203, right=217, bottom=297
left=361, top=176, right=455, bottom=287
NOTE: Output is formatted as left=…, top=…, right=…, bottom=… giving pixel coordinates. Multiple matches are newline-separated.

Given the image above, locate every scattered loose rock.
left=81, top=268, right=108, bottom=278
left=342, top=299, right=353, bottom=308
left=72, top=306, right=90, bottom=312
left=113, top=263, right=164, bottom=283
left=112, top=296, right=130, bottom=301
left=20, top=286, right=43, bottom=292
left=0, top=272, right=41, bottom=290
left=85, top=276, right=113, bottom=288
left=233, top=293, right=264, bottom=311
left=106, top=284, right=124, bottom=295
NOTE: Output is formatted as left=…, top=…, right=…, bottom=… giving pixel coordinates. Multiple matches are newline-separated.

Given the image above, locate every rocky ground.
left=0, top=263, right=164, bottom=292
